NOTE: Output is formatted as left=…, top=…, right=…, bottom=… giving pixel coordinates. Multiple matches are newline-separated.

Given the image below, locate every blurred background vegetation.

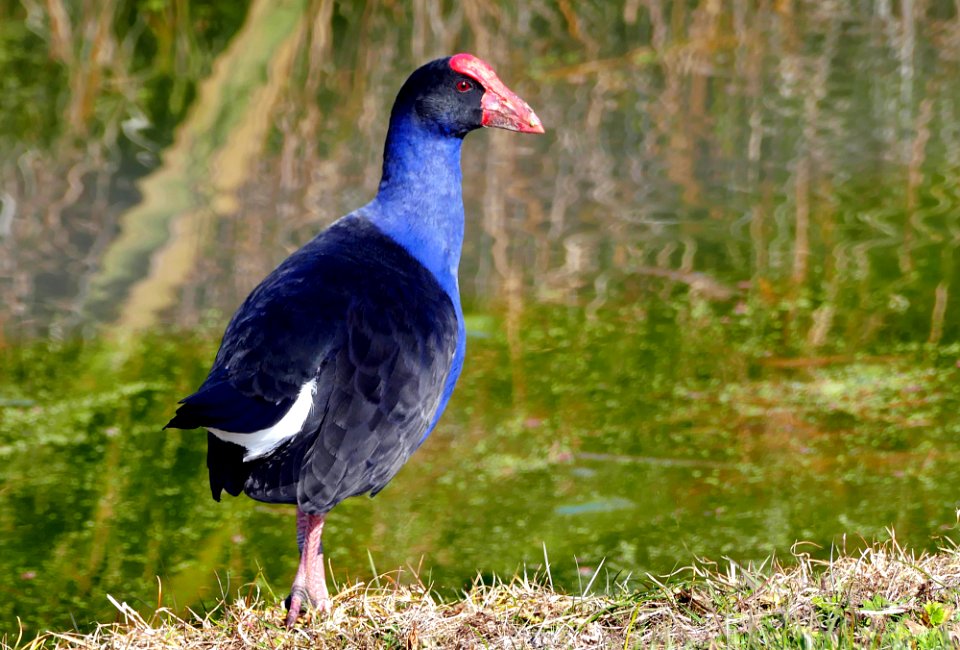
left=1, top=0, right=959, bottom=638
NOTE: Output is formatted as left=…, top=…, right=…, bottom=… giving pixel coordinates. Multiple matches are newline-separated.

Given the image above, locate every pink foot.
left=284, top=510, right=331, bottom=628
left=285, top=583, right=332, bottom=627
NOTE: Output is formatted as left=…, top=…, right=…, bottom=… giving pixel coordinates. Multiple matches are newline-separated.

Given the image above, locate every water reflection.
left=1, top=0, right=959, bottom=638
left=0, top=0, right=956, bottom=343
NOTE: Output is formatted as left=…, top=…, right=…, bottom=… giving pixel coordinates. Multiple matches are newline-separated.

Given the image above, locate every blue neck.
left=363, top=113, right=465, bottom=299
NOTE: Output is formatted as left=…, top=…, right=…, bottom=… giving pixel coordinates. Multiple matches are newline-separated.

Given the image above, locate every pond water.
left=1, top=0, right=960, bottom=637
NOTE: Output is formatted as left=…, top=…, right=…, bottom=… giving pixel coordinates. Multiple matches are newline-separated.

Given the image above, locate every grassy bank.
left=5, top=537, right=960, bottom=649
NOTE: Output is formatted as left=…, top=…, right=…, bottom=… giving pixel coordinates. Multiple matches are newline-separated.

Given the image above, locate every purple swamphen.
left=165, top=54, right=544, bottom=627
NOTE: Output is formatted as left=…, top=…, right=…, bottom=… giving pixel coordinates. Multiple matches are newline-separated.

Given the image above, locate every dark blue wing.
left=244, top=289, right=457, bottom=512
left=166, top=216, right=459, bottom=510
left=165, top=224, right=353, bottom=435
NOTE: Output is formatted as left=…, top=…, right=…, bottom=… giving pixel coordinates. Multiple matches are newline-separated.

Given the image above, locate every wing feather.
left=166, top=216, right=459, bottom=511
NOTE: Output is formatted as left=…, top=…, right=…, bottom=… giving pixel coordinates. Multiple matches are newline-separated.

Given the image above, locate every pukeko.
left=165, top=54, right=543, bottom=627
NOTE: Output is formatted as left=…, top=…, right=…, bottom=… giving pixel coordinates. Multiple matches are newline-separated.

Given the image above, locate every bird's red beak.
left=449, top=53, right=545, bottom=135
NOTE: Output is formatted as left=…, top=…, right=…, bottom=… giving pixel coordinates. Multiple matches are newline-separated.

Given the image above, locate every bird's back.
left=168, top=215, right=460, bottom=514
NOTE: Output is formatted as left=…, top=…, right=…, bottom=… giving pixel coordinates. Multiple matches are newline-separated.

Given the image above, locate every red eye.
left=456, top=79, right=473, bottom=93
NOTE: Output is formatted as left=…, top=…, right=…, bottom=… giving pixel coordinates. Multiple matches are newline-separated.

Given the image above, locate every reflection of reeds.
left=2, top=0, right=959, bottom=346
left=901, top=97, right=934, bottom=274
left=103, top=0, right=306, bottom=333
left=0, top=1, right=244, bottom=337
left=35, top=0, right=121, bottom=137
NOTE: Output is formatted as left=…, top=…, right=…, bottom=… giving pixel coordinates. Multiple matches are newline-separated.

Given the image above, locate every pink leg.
left=285, top=509, right=331, bottom=628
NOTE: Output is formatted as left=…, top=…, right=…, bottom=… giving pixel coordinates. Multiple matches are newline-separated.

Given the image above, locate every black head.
left=391, top=57, right=484, bottom=138
left=390, top=54, right=544, bottom=139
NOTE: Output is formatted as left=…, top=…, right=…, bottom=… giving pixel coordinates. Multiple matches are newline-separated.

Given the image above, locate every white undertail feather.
left=209, top=379, right=317, bottom=461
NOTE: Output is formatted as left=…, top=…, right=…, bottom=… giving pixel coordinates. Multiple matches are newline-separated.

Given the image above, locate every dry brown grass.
left=6, top=535, right=960, bottom=649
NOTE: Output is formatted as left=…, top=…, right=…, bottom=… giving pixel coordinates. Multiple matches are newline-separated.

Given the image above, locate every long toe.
left=305, top=572, right=333, bottom=616
left=284, top=598, right=301, bottom=628
left=284, top=587, right=309, bottom=628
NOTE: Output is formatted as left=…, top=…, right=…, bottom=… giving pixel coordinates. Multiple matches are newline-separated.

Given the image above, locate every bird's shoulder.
left=218, top=214, right=456, bottom=376
left=235, top=214, right=432, bottom=309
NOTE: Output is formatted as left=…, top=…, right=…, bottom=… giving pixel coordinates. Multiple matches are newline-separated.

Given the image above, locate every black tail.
left=206, top=432, right=249, bottom=501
